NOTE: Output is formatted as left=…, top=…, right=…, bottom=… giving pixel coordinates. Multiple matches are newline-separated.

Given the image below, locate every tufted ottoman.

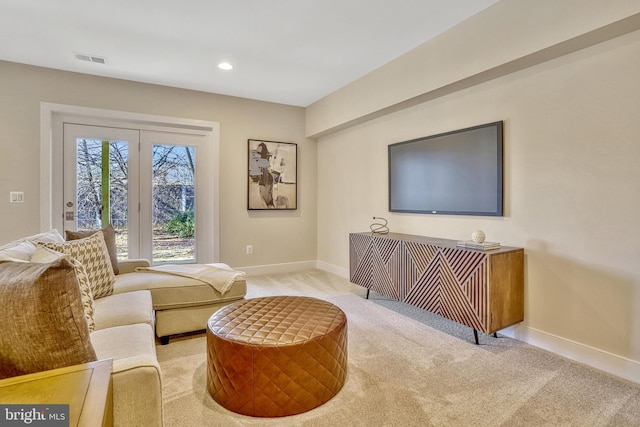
left=206, top=296, right=347, bottom=417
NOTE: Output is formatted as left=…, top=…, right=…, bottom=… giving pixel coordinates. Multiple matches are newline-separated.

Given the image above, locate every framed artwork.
left=248, top=139, right=297, bottom=210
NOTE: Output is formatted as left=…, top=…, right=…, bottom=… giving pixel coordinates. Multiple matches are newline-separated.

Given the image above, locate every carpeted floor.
left=156, top=270, right=640, bottom=426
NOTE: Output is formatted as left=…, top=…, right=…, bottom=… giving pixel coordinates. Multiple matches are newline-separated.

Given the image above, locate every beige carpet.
left=156, top=270, right=640, bottom=426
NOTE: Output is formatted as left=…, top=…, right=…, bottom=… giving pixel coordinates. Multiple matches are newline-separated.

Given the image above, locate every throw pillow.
left=0, top=259, right=97, bottom=380
left=40, top=231, right=116, bottom=299
left=31, top=245, right=96, bottom=332
left=0, top=230, right=65, bottom=262
left=0, top=240, right=35, bottom=262
left=66, top=224, right=119, bottom=275
left=28, top=229, right=65, bottom=244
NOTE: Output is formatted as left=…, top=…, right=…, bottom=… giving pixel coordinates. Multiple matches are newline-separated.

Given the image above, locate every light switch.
left=10, top=191, right=24, bottom=203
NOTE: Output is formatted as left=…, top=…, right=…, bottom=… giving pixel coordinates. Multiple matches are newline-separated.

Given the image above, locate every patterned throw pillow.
left=31, top=245, right=96, bottom=332
left=65, top=224, right=119, bottom=275
left=40, top=231, right=116, bottom=299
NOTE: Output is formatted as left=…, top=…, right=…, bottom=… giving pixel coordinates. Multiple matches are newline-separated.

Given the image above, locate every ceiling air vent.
left=75, top=53, right=107, bottom=64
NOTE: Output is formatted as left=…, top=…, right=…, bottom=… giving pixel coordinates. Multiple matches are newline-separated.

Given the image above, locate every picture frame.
left=248, top=139, right=297, bottom=210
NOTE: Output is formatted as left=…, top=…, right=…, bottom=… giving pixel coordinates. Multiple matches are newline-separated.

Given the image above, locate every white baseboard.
left=316, top=260, right=349, bottom=278
left=500, top=325, right=640, bottom=384
left=236, top=260, right=317, bottom=277
left=240, top=259, right=640, bottom=384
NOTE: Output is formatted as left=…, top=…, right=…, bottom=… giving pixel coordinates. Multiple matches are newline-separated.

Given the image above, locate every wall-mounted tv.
left=388, top=121, right=503, bottom=216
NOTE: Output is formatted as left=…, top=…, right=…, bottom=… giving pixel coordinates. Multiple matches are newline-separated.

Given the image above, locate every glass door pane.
left=140, top=130, right=213, bottom=264
left=63, top=124, right=140, bottom=259
left=75, top=139, right=130, bottom=258
left=151, top=144, right=196, bottom=263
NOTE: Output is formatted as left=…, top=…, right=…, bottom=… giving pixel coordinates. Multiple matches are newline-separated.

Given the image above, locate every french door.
left=63, top=123, right=209, bottom=264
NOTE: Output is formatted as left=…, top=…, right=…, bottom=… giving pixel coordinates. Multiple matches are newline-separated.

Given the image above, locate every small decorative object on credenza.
left=369, top=216, right=389, bottom=234
left=471, top=230, right=486, bottom=243
left=457, top=230, right=501, bottom=250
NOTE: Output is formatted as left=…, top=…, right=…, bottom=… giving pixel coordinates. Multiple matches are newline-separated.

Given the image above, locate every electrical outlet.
left=246, top=245, right=253, bottom=255
left=10, top=191, right=24, bottom=203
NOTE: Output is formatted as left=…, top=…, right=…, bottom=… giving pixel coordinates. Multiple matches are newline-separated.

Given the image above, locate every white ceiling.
left=0, top=0, right=498, bottom=107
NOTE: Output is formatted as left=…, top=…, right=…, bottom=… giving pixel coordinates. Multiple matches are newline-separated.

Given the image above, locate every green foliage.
left=166, top=210, right=195, bottom=238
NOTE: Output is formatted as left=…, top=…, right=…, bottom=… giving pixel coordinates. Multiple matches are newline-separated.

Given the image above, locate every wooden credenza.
left=349, top=232, right=524, bottom=341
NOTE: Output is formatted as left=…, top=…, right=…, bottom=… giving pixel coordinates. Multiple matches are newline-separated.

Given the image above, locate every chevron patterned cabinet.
left=349, top=232, right=524, bottom=339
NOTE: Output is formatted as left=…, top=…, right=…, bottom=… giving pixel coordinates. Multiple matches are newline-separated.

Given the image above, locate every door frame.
left=40, top=102, right=221, bottom=262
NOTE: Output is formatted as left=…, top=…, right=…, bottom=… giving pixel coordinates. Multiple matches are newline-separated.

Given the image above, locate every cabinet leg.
left=366, top=288, right=370, bottom=299
left=493, top=332, right=498, bottom=338
left=473, top=329, right=479, bottom=345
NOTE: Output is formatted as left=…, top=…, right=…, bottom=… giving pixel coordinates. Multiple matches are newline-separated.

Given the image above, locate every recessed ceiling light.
left=218, top=62, right=233, bottom=71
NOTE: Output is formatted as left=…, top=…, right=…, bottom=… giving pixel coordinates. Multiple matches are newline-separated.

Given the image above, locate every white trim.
left=40, top=106, right=54, bottom=232
left=40, top=102, right=220, bottom=261
left=41, top=102, right=217, bottom=131
left=237, top=261, right=317, bottom=277
left=500, top=325, right=640, bottom=384
left=316, top=260, right=349, bottom=278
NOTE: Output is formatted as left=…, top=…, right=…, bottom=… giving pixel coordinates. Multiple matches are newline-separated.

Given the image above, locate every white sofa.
left=0, top=230, right=246, bottom=427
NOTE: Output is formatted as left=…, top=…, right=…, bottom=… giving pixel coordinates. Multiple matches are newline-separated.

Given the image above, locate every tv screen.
left=388, top=121, right=503, bottom=216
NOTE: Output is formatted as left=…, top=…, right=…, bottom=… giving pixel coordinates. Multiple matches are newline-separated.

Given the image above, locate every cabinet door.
left=350, top=234, right=402, bottom=299
left=404, top=244, right=490, bottom=332
left=349, top=233, right=372, bottom=288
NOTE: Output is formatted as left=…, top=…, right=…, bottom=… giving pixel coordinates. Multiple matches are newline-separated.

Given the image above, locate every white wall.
left=0, top=61, right=316, bottom=269
left=314, top=28, right=640, bottom=381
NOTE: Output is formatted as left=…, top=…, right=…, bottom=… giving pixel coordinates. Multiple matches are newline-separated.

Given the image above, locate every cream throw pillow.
left=31, top=245, right=96, bottom=332
left=0, top=240, right=35, bottom=262
left=28, top=229, right=65, bottom=244
left=40, top=231, right=115, bottom=299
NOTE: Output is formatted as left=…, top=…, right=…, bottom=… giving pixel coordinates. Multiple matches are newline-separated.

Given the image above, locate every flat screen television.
left=388, top=121, right=503, bottom=216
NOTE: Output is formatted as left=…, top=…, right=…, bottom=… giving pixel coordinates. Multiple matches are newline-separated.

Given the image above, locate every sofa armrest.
left=91, top=324, right=162, bottom=427
left=118, top=259, right=151, bottom=274
left=110, top=362, right=163, bottom=427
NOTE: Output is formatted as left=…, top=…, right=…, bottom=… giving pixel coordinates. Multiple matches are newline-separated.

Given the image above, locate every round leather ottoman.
left=206, top=296, right=348, bottom=417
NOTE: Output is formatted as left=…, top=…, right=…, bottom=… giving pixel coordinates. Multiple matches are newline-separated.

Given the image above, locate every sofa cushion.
left=0, top=259, right=97, bottom=379
left=31, top=245, right=96, bottom=332
left=90, top=323, right=159, bottom=372
left=66, top=224, right=119, bottom=275
left=93, top=290, right=153, bottom=330
left=40, top=231, right=115, bottom=299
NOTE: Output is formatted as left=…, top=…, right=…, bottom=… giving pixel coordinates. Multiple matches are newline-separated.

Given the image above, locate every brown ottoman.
left=206, top=296, right=348, bottom=417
